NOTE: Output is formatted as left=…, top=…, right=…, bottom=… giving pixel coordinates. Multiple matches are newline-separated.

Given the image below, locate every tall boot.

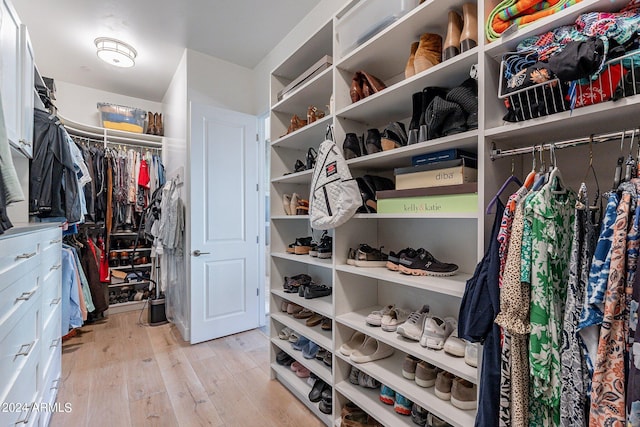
left=407, top=92, right=422, bottom=145
left=405, top=42, right=419, bottom=79
left=460, top=3, right=478, bottom=52
left=156, top=113, right=164, bottom=136
left=413, top=33, right=442, bottom=74
left=443, top=10, right=463, bottom=61
left=418, top=87, right=448, bottom=143
left=147, top=112, right=156, bottom=135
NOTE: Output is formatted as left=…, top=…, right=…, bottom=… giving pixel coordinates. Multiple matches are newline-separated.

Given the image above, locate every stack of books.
left=376, top=149, right=478, bottom=214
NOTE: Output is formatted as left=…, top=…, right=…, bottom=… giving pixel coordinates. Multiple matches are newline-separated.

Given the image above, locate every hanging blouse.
left=590, top=181, right=635, bottom=426
left=628, top=242, right=640, bottom=426
left=560, top=183, right=596, bottom=427
left=527, top=178, right=576, bottom=426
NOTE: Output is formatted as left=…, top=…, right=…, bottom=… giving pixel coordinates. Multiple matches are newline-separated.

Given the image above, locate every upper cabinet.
left=0, top=0, right=35, bottom=158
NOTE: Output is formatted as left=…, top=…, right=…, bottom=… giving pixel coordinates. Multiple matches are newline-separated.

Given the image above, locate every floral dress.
left=560, top=184, right=596, bottom=427
left=527, top=179, right=576, bottom=426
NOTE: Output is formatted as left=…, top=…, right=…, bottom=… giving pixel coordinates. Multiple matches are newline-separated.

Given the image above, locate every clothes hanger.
left=548, top=144, right=567, bottom=195
left=612, top=131, right=626, bottom=190
left=532, top=146, right=548, bottom=191
left=624, top=129, right=636, bottom=182
left=507, top=146, right=537, bottom=212
left=486, top=158, right=523, bottom=214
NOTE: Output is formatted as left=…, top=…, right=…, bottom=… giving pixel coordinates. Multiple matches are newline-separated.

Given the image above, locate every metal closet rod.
left=490, top=128, right=640, bottom=160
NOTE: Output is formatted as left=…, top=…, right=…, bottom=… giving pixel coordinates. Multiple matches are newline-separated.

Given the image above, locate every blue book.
left=412, top=149, right=477, bottom=166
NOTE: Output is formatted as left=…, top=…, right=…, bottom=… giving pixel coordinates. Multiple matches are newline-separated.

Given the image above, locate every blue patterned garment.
left=628, top=202, right=640, bottom=427
left=578, top=192, right=619, bottom=375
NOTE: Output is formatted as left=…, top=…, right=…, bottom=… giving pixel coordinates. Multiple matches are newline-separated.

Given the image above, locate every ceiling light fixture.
left=94, top=37, right=137, bottom=68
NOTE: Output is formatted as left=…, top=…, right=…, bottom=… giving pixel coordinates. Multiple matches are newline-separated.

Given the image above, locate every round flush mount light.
left=94, top=37, right=137, bottom=68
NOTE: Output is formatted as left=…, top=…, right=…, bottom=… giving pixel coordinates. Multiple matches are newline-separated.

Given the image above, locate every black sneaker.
left=309, top=231, right=328, bottom=257
left=411, top=403, right=428, bottom=426
left=399, top=249, right=458, bottom=277
left=386, top=247, right=414, bottom=271
left=317, top=235, right=332, bottom=259
left=354, top=244, right=388, bottom=268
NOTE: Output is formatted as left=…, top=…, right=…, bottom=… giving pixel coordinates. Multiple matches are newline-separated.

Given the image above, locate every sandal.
left=282, top=194, right=292, bottom=215
left=294, top=159, right=306, bottom=173
left=278, top=327, right=294, bottom=340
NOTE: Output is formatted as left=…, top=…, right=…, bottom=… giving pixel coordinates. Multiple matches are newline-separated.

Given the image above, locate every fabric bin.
left=97, top=102, right=147, bottom=133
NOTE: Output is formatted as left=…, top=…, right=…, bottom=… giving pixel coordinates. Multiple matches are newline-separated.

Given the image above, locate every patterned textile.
left=528, top=179, right=576, bottom=426
left=579, top=193, right=620, bottom=373
left=487, top=0, right=582, bottom=41
left=629, top=246, right=640, bottom=426
left=590, top=182, right=635, bottom=426
left=496, top=200, right=530, bottom=427
left=560, top=184, right=596, bottom=427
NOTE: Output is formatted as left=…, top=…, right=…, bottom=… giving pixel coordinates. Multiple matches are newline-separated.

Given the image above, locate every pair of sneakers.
left=396, top=308, right=461, bottom=352
left=366, top=304, right=413, bottom=332
left=347, top=244, right=388, bottom=267
left=387, top=247, right=458, bottom=276
left=379, top=384, right=412, bottom=416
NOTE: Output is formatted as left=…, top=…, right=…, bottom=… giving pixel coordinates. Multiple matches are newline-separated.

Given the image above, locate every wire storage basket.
left=498, top=49, right=640, bottom=123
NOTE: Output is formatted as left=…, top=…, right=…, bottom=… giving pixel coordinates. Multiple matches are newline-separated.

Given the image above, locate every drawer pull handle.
left=16, top=290, right=36, bottom=301
left=50, top=297, right=61, bottom=305
left=50, top=264, right=62, bottom=271
left=50, top=338, right=61, bottom=348
left=15, top=341, right=34, bottom=358
left=51, top=378, right=61, bottom=390
left=14, top=402, right=35, bottom=425
left=50, top=238, right=62, bottom=244
left=15, top=252, right=36, bottom=260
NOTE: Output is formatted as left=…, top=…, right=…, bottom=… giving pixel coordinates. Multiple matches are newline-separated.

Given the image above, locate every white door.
left=189, top=103, right=260, bottom=344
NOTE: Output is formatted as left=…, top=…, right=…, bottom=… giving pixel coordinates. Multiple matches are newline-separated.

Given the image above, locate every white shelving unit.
left=269, top=0, right=640, bottom=425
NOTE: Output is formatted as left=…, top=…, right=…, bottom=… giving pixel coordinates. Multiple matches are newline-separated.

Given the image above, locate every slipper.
left=306, top=314, right=323, bottom=327
left=290, top=361, right=304, bottom=372
left=295, top=366, right=311, bottom=378
left=321, top=317, right=332, bottom=330
left=316, top=348, right=327, bottom=361
left=303, top=341, right=320, bottom=359
left=293, top=309, right=314, bottom=319
left=280, top=300, right=289, bottom=312
left=286, top=303, right=303, bottom=315
left=323, top=351, right=332, bottom=367
left=288, top=332, right=300, bottom=343
left=278, top=327, right=294, bottom=340
left=339, top=331, right=366, bottom=356
left=292, top=336, right=310, bottom=351
left=350, top=337, right=395, bottom=363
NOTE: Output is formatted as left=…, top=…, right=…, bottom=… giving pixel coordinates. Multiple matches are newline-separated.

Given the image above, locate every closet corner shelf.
left=336, top=307, right=477, bottom=384
left=484, top=0, right=628, bottom=59
left=335, top=48, right=478, bottom=125
left=271, top=288, right=333, bottom=319
left=270, top=338, right=333, bottom=385
left=270, top=311, right=333, bottom=350
left=270, top=363, right=333, bottom=426
left=271, top=66, right=333, bottom=114
left=109, top=263, right=152, bottom=270
left=346, top=130, right=478, bottom=170
left=60, top=114, right=163, bottom=147
left=270, top=115, right=333, bottom=149
left=335, top=264, right=469, bottom=298
left=271, top=169, right=314, bottom=185
left=271, top=252, right=333, bottom=269
left=485, top=94, right=640, bottom=146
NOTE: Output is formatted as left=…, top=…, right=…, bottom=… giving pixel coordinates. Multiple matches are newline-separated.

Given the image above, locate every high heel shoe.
left=405, top=42, right=419, bottom=79
left=460, top=3, right=478, bottom=52
left=443, top=10, right=463, bottom=61
left=307, top=106, right=325, bottom=124
left=414, top=33, right=442, bottom=74
left=306, top=147, right=318, bottom=170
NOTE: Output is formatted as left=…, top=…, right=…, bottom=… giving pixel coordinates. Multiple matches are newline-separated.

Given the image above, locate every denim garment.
left=61, top=248, right=83, bottom=335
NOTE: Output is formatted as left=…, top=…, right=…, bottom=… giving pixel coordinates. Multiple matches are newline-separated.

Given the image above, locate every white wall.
left=252, top=0, right=347, bottom=115
left=54, top=80, right=163, bottom=127
left=161, top=50, right=189, bottom=340
left=186, top=49, right=255, bottom=115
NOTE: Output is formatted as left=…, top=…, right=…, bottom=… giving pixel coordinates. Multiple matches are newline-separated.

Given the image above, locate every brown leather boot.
left=460, top=3, right=478, bottom=52
left=414, top=33, right=442, bottom=74
left=156, top=113, right=164, bottom=136
left=405, top=41, right=419, bottom=79
left=443, top=10, right=463, bottom=61
left=147, top=111, right=155, bottom=135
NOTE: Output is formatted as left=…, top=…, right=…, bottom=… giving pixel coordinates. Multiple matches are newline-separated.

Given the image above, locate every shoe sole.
left=295, top=246, right=311, bottom=255
left=394, top=406, right=412, bottom=416
left=381, top=139, right=400, bottom=151
left=465, top=356, right=478, bottom=368
left=396, top=326, right=421, bottom=341
left=451, top=396, right=477, bottom=410
left=380, top=396, right=395, bottom=405
left=286, top=248, right=295, bottom=254
left=309, top=250, right=318, bottom=257
left=402, top=370, right=416, bottom=380
left=385, top=261, right=399, bottom=271
left=444, top=345, right=465, bottom=357
left=354, top=260, right=387, bottom=268
left=434, top=389, right=451, bottom=400
left=381, top=324, right=399, bottom=332
left=317, top=252, right=332, bottom=259
left=398, top=265, right=458, bottom=276
left=366, top=319, right=382, bottom=326
left=346, top=259, right=356, bottom=266
left=420, top=337, right=444, bottom=349
left=415, top=377, right=436, bottom=388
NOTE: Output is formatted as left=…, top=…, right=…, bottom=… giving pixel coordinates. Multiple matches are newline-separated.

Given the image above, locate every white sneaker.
left=465, top=342, right=478, bottom=367
left=366, top=305, right=394, bottom=327
left=443, top=329, right=465, bottom=357
left=420, top=316, right=456, bottom=349
left=396, top=305, right=430, bottom=341
left=381, top=307, right=412, bottom=332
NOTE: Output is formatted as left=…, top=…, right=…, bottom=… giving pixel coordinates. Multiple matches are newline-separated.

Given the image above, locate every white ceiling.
left=11, top=0, right=319, bottom=102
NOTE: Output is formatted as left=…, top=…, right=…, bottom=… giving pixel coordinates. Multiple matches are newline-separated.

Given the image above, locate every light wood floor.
left=51, top=311, right=325, bottom=427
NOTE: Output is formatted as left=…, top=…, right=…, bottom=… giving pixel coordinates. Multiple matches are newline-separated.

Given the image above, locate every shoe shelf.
left=334, top=381, right=416, bottom=427
left=110, top=231, right=143, bottom=237
left=336, top=265, right=469, bottom=299
left=484, top=94, right=640, bottom=147
left=108, top=280, right=150, bottom=288
left=109, top=263, right=152, bottom=270
left=271, top=67, right=334, bottom=115
left=271, top=115, right=333, bottom=149
left=336, top=308, right=476, bottom=383
left=346, top=130, right=478, bottom=170
left=109, top=247, right=152, bottom=253
left=271, top=337, right=333, bottom=385
left=271, top=311, right=333, bottom=350
left=483, top=0, right=628, bottom=60
left=272, top=252, right=333, bottom=269
left=271, top=363, right=333, bottom=427
left=352, top=213, right=478, bottom=220
left=335, top=49, right=478, bottom=125
left=335, top=352, right=476, bottom=427
left=107, top=300, right=146, bottom=315
left=271, top=215, right=313, bottom=220
left=271, top=169, right=313, bottom=185
left=272, top=288, right=333, bottom=319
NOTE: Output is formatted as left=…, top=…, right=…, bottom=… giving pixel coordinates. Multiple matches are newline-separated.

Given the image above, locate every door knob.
left=192, top=250, right=211, bottom=257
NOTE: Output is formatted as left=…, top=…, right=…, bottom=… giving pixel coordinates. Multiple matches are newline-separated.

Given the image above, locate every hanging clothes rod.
left=490, top=128, right=640, bottom=160
left=104, top=140, right=161, bottom=153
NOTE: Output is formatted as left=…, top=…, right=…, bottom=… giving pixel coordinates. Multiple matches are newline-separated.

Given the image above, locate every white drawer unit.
left=0, top=225, right=62, bottom=427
